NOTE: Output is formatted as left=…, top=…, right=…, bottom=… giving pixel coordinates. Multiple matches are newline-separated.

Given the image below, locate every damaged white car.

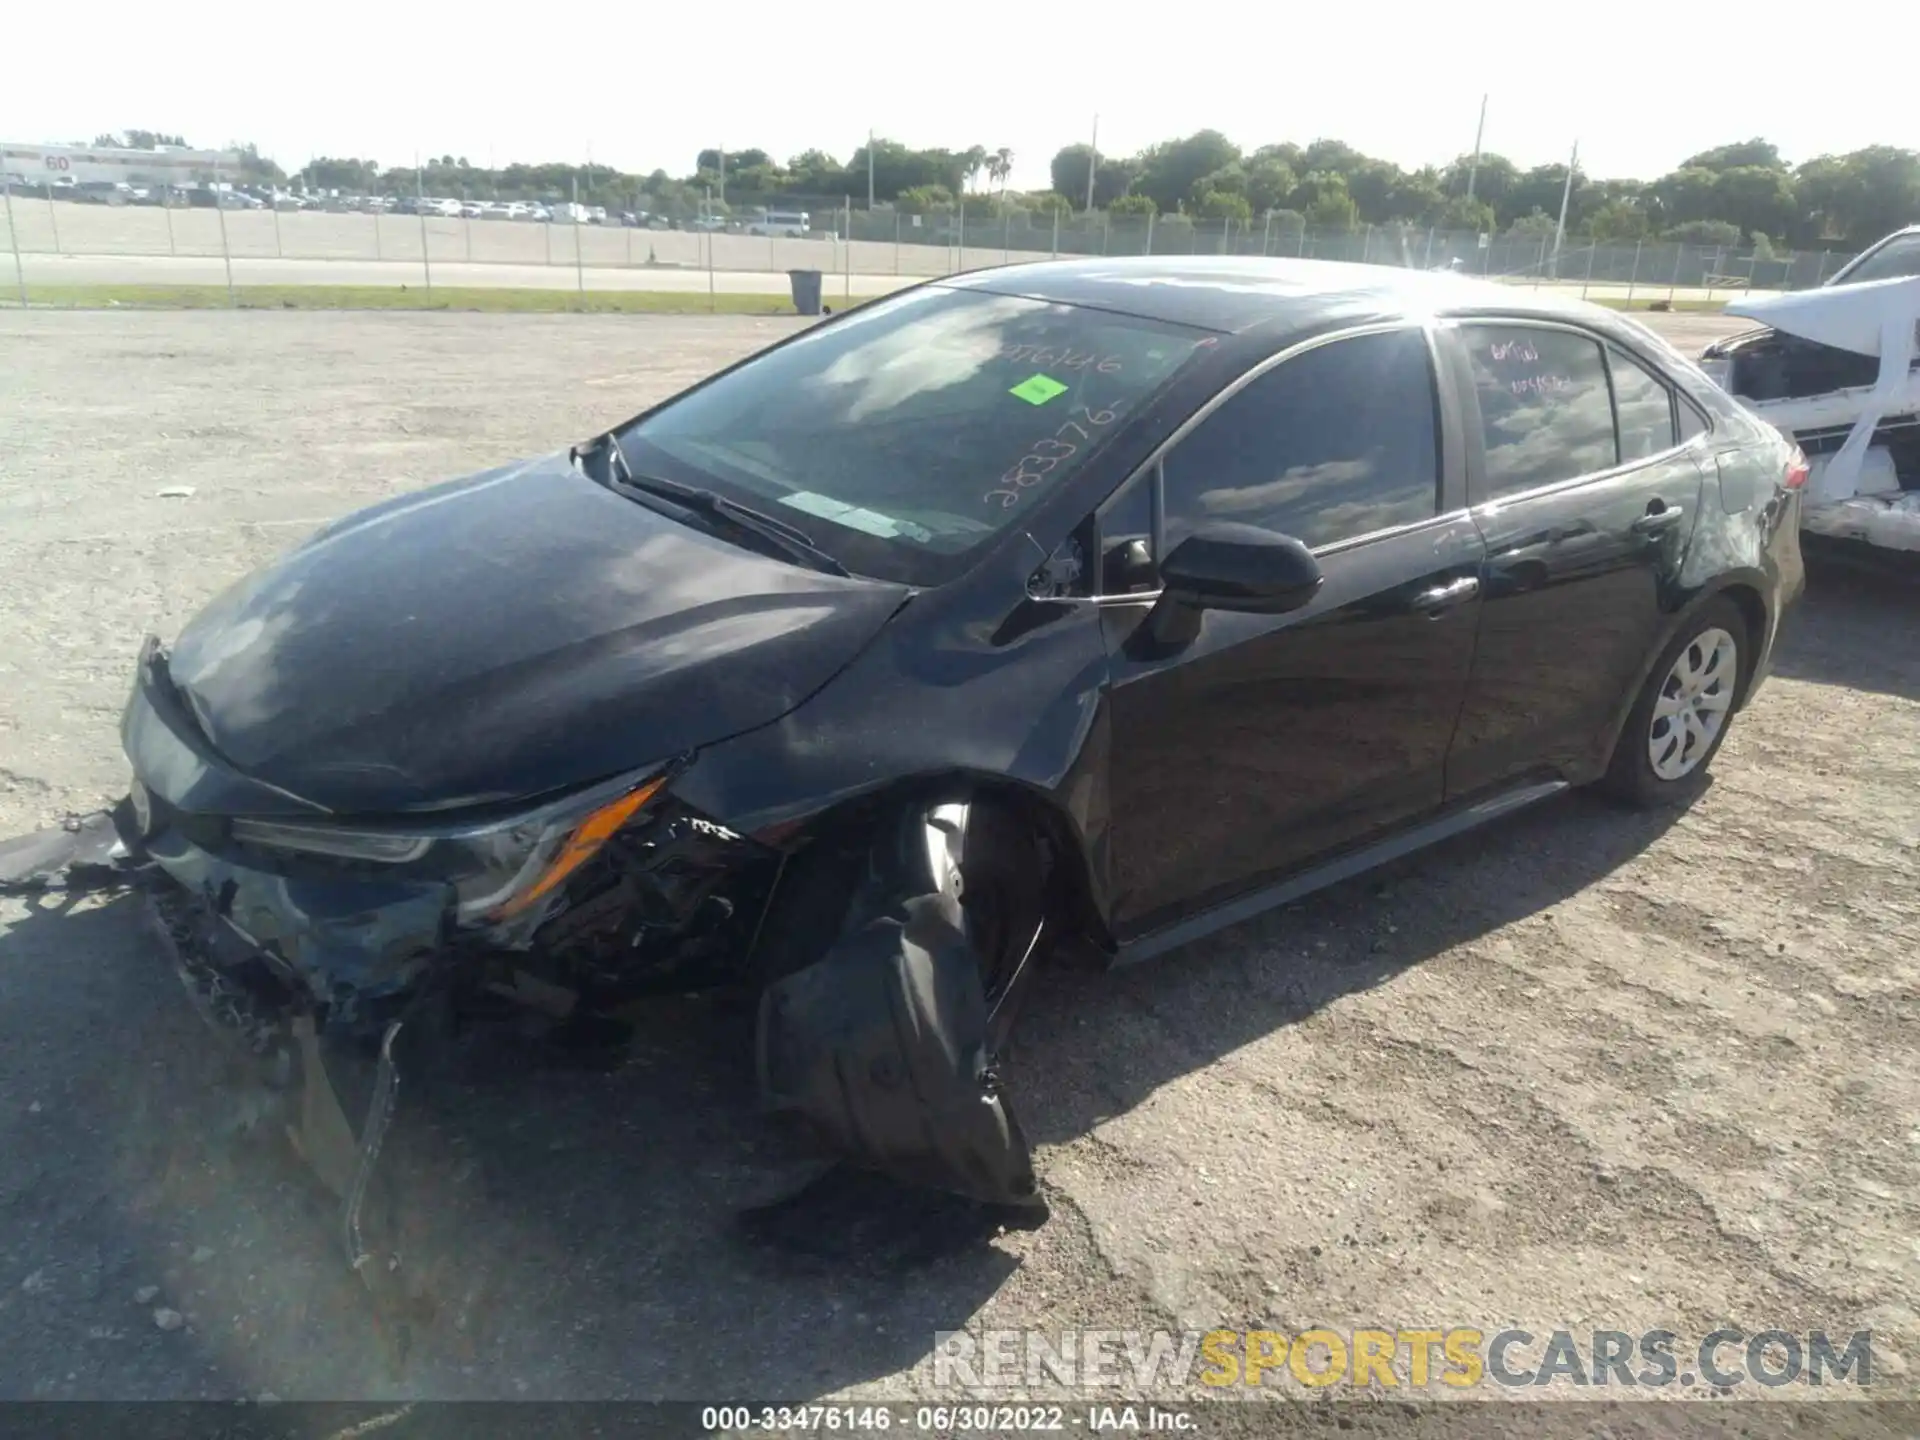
left=1701, top=227, right=1920, bottom=555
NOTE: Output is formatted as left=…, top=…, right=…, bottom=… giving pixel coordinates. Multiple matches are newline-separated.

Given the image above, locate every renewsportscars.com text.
left=932, top=1327, right=1876, bottom=1391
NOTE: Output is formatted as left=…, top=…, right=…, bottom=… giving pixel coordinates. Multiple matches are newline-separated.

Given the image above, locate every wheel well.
left=1717, top=583, right=1768, bottom=707
left=762, top=777, right=1111, bottom=967
left=964, top=782, right=1111, bottom=957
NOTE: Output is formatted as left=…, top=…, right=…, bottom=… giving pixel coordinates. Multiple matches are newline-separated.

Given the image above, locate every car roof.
left=938, top=254, right=1630, bottom=338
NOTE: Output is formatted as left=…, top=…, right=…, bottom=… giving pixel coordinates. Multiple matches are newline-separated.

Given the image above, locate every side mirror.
left=1134, top=523, right=1324, bottom=656
left=1102, top=536, right=1156, bottom=594
left=1160, top=523, right=1324, bottom=615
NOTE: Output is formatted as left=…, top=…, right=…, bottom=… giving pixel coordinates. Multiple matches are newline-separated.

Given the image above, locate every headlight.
left=228, top=768, right=671, bottom=924
left=227, top=819, right=431, bottom=863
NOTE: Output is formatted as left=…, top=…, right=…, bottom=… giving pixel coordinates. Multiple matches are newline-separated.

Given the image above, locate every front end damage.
left=1701, top=275, right=1920, bottom=555
left=0, top=638, right=1044, bottom=1297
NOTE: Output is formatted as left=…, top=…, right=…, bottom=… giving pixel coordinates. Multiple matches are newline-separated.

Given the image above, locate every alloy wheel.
left=1647, top=626, right=1738, bottom=781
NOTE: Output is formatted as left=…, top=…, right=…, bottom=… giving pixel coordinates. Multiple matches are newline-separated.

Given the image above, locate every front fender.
left=672, top=559, right=1119, bottom=927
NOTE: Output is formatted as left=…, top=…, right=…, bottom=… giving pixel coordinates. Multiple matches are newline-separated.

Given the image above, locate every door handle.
left=1631, top=505, right=1684, bottom=535
left=1410, top=575, right=1480, bottom=614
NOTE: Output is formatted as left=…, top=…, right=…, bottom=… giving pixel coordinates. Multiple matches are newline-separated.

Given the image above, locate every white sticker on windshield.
left=778, top=490, right=927, bottom=542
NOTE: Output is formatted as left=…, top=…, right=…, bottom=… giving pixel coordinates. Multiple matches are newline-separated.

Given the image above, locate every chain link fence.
left=0, top=176, right=1858, bottom=309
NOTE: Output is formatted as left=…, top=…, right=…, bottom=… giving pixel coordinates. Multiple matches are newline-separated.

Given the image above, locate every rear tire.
left=1603, top=597, right=1748, bottom=810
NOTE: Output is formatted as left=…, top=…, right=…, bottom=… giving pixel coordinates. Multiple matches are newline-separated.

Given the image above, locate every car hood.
left=1725, top=275, right=1920, bottom=357
left=162, top=453, right=910, bottom=814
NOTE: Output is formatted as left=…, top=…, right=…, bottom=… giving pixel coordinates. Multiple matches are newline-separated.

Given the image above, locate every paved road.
left=11, top=251, right=917, bottom=297
left=4, top=249, right=1778, bottom=309
left=1, top=200, right=1781, bottom=305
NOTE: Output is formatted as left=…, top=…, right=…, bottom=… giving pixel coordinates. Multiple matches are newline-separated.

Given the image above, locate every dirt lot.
left=0, top=309, right=1915, bottom=1411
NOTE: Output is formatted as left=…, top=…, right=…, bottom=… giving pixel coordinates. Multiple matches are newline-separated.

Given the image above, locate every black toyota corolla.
left=80, top=257, right=1808, bottom=1209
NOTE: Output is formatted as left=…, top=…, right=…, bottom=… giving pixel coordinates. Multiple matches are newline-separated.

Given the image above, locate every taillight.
left=1784, top=448, right=1809, bottom=490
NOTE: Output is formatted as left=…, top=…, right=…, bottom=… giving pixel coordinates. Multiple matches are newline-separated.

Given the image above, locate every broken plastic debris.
left=0, top=806, right=147, bottom=894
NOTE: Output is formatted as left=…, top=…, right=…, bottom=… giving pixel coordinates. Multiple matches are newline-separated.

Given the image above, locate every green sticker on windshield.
left=1010, top=373, right=1069, bottom=406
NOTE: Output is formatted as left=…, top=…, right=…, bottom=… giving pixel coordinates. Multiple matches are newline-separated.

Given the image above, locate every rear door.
left=1100, top=324, right=1485, bottom=935
left=1441, top=320, right=1709, bottom=796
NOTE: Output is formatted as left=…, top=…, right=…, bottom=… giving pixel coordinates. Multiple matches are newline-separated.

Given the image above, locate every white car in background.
left=1701, top=227, right=1920, bottom=556
left=746, top=209, right=812, bottom=238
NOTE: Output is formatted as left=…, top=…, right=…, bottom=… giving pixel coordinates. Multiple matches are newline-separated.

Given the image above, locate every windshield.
left=620, top=285, right=1212, bottom=584
left=1833, top=234, right=1920, bottom=285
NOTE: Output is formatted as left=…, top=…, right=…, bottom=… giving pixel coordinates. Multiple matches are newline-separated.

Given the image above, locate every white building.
left=1, top=141, right=242, bottom=189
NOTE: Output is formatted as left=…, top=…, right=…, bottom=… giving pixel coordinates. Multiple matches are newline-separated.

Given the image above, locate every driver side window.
left=1161, top=328, right=1442, bottom=552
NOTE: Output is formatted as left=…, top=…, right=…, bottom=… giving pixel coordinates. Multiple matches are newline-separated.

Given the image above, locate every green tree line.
left=1048, top=133, right=1919, bottom=249
left=92, top=128, right=1919, bottom=246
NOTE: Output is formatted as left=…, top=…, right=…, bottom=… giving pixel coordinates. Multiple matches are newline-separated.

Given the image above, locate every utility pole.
left=416, top=152, right=432, bottom=298
left=717, top=148, right=725, bottom=205
left=1551, top=139, right=1579, bottom=280
left=1085, top=115, right=1099, bottom=213
left=867, top=128, right=875, bottom=210
left=1465, top=93, right=1487, bottom=203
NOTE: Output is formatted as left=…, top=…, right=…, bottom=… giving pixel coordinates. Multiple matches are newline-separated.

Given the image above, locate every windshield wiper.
left=577, top=433, right=850, bottom=578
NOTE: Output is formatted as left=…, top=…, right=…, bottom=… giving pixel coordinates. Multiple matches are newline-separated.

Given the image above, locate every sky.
left=3, top=1, right=1913, bottom=190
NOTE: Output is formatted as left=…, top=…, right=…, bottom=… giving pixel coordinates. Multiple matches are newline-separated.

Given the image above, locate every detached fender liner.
left=757, top=889, right=1041, bottom=1208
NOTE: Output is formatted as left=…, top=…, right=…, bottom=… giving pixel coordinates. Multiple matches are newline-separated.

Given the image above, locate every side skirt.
left=1114, top=779, right=1570, bottom=967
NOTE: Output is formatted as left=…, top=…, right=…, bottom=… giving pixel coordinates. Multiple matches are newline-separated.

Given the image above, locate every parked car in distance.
left=747, top=209, right=812, bottom=237
left=72, top=180, right=134, bottom=205
left=460, top=201, right=486, bottom=219
left=105, top=257, right=1806, bottom=1209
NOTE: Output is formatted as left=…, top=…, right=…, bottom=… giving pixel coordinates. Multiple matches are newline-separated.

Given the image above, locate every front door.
left=1441, top=321, right=1710, bottom=795
left=1101, top=326, right=1485, bottom=937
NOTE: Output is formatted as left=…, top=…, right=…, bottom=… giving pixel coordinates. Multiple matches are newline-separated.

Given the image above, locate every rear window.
left=622, top=286, right=1212, bottom=585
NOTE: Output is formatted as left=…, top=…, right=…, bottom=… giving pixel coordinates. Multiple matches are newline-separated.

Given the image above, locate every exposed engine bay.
left=1701, top=274, right=1920, bottom=554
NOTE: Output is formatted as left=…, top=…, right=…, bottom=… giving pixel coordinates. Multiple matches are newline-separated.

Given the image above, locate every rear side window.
left=1162, top=328, right=1440, bottom=551
left=1465, top=325, right=1615, bottom=497
left=1678, top=400, right=1709, bottom=442
left=1609, top=348, right=1678, bottom=461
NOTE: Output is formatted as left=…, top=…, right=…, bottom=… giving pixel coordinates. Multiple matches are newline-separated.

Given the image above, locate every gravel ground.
left=0, top=310, right=1915, bottom=1412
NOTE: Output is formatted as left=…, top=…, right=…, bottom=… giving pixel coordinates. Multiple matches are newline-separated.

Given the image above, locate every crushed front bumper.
left=143, top=823, right=453, bottom=1026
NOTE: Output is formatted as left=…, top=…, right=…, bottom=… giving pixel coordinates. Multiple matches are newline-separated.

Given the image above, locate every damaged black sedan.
left=5, top=257, right=1806, bottom=1215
